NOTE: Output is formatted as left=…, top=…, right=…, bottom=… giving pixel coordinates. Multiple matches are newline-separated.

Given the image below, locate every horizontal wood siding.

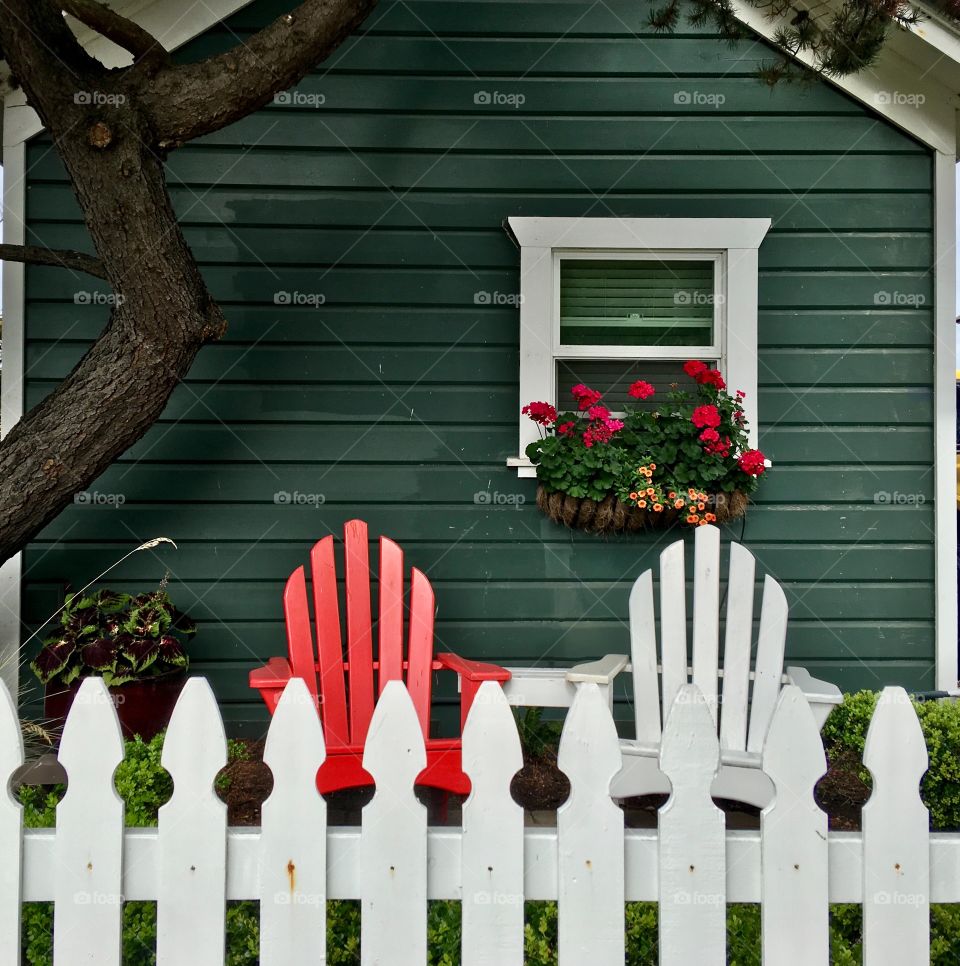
left=19, top=0, right=936, bottom=728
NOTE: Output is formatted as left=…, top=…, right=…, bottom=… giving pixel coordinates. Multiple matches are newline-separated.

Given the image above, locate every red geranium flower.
left=737, top=449, right=767, bottom=476
left=691, top=404, right=721, bottom=429
left=628, top=380, right=655, bottom=400
left=699, top=428, right=720, bottom=444
left=697, top=369, right=726, bottom=390
left=571, top=383, right=603, bottom=410
left=521, top=401, right=558, bottom=426
left=557, top=421, right=576, bottom=437
left=587, top=404, right=611, bottom=422
left=683, top=360, right=708, bottom=377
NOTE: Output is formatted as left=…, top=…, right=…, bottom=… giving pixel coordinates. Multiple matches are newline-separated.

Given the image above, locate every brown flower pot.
left=44, top=670, right=187, bottom=741
left=535, top=485, right=748, bottom=535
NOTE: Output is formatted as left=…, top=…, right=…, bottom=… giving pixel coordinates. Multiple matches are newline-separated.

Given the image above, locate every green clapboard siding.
left=19, top=0, right=937, bottom=731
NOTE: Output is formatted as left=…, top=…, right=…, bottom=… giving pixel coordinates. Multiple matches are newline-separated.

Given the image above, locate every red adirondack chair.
left=249, top=520, right=511, bottom=794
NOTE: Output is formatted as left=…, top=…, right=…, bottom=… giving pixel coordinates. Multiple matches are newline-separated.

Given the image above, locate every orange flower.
left=629, top=492, right=639, bottom=500
left=699, top=492, right=708, bottom=502
left=705, top=512, right=716, bottom=522
left=638, top=499, right=647, bottom=508
left=653, top=503, right=663, bottom=512
left=674, top=499, right=684, bottom=509
left=698, top=518, right=708, bottom=526
left=650, top=462, right=657, bottom=470
left=697, top=502, right=705, bottom=511
left=688, top=487, right=697, bottom=497
left=668, top=491, right=677, bottom=500
left=686, top=514, right=698, bottom=524
left=646, top=487, right=655, bottom=496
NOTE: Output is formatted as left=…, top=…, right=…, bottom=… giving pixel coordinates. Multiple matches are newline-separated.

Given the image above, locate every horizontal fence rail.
left=1, top=675, right=955, bottom=965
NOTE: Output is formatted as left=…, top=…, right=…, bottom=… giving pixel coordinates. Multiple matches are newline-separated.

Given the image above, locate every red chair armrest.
left=436, top=652, right=511, bottom=683
left=249, top=656, right=293, bottom=688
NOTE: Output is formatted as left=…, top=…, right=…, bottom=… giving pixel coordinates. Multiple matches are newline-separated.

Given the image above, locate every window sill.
left=506, top=456, right=537, bottom=478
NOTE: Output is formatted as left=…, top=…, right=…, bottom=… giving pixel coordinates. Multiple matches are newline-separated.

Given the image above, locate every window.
left=505, top=217, right=771, bottom=476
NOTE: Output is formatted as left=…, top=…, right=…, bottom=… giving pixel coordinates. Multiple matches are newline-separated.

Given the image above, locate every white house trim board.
left=934, top=151, right=958, bottom=691
left=0, top=135, right=26, bottom=698
left=506, top=217, right=770, bottom=476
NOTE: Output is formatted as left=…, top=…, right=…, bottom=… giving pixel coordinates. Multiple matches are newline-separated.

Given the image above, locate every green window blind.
left=559, top=258, right=715, bottom=347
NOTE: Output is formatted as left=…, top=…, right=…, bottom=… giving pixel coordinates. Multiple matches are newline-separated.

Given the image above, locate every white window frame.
left=506, top=217, right=771, bottom=477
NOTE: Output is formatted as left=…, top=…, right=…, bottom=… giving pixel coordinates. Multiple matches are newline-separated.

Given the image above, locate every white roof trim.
left=3, top=0, right=256, bottom=147
left=730, top=0, right=960, bottom=153
left=1, top=0, right=958, bottom=151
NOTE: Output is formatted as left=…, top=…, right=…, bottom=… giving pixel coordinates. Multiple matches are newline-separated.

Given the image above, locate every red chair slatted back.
left=310, top=536, right=349, bottom=747
left=406, top=567, right=435, bottom=738
left=343, top=520, right=376, bottom=744
left=283, top=566, right=320, bottom=709
left=377, top=537, right=405, bottom=693
left=292, top=521, right=438, bottom=747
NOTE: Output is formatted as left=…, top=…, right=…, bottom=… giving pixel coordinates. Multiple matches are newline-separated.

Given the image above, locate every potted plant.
left=32, top=586, right=195, bottom=739
left=524, top=361, right=768, bottom=534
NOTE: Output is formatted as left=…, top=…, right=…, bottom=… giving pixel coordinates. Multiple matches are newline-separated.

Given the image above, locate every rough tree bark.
left=0, top=0, right=378, bottom=564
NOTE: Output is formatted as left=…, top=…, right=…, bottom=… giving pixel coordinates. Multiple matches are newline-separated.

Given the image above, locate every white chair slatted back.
left=718, top=541, right=756, bottom=752
left=657, top=539, right=687, bottom=726
left=690, top=525, right=721, bottom=725
left=629, top=570, right=661, bottom=745
left=635, top=525, right=792, bottom=757
left=745, top=576, right=789, bottom=754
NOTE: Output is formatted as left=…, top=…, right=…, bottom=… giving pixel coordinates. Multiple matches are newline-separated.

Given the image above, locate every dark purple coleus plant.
left=31, top=587, right=194, bottom=688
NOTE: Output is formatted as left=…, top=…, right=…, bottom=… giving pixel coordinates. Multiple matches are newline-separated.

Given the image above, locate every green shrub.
left=822, top=691, right=960, bottom=830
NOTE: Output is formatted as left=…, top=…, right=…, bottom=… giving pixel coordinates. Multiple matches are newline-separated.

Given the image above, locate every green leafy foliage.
left=31, top=587, right=195, bottom=688
left=822, top=691, right=960, bottom=830
left=514, top=707, right=563, bottom=760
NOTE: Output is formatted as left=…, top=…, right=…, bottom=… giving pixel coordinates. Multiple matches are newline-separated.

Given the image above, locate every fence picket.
left=658, top=684, right=725, bottom=966
left=461, top=681, right=524, bottom=966
left=156, top=678, right=228, bottom=966
left=0, top=679, right=23, bottom=966
left=260, top=678, right=328, bottom=965
left=360, top=681, right=428, bottom=966
left=761, top=685, right=829, bottom=966
left=53, top=678, right=126, bottom=966
left=862, top=686, right=930, bottom=965
left=557, top=682, right=624, bottom=965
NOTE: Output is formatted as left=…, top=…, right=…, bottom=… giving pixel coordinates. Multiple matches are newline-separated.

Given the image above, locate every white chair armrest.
left=785, top=665, right=843, bottom=730
left=566, top=653, right=630, bottom=685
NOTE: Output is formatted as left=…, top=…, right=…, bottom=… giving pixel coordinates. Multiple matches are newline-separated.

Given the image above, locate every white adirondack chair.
left=565, top=524, right=842, bottom=807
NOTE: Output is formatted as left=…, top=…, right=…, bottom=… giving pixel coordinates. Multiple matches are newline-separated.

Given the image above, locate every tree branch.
left=61, top=0, right=168, bottom=65
left=144, top=0, right=378, bottom=147
left=0, top=243, right=107, bottom=279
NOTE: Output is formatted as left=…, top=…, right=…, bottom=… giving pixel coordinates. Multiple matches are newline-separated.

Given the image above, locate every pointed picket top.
left=156, top=677, right=228, bottom=966
left=360, top=681, right=428, bottom=966
left=462, top=681, right=524, bottom=966
left=260, top=678, right=328, bottom=966
left=862, top=686, right=928, bottom=792
left=862, top=686, right=930, bottom=965
left=362, top=679, right=427, bottom=783
left=762, top=684, right=827, bottom=800
left=0, top=678, right=24, bottom=966
left=462, top=680, right=523, bottom=798
left=658, top=684, right=725, bottom=966
left=161, top=676, right=227, bottom=779
left=557, top=682, right=625, bottom=966
left=761, top=685, right=829, bottom=966
left=263, top=677, right=327, bottom=781
left=54, top=677, right=125, bottom=966
left=658, top=682, right=720, bottom=798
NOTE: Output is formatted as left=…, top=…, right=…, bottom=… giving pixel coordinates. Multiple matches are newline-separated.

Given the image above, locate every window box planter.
left=535, top=485, right=748, bottom=535
left=524, top=362, right=766, bottom=536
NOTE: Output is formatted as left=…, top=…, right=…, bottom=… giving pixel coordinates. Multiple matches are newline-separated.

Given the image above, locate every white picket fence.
left=1, top=675, right=957, bottom=965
